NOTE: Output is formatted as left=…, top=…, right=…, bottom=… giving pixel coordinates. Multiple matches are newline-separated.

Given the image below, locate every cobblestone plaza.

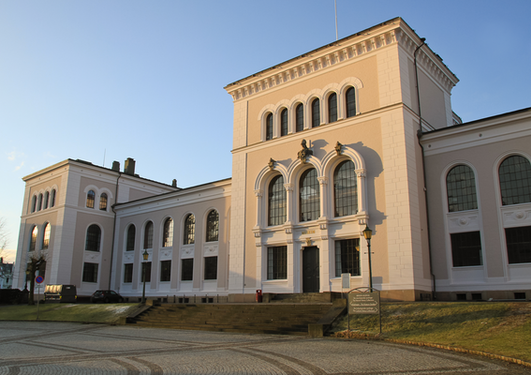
left=0, top=322, right=529, bottom=374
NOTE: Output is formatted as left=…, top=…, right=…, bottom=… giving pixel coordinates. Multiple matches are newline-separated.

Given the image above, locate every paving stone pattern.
left=0, top=322, right=529, bottom=374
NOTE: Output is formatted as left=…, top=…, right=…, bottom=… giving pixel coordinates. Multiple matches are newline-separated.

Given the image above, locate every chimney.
left=124, top=158, right=136, bottom=176
left=112, top=161, right=120, bottom=172
left=172, top=179, right=177, bottom=187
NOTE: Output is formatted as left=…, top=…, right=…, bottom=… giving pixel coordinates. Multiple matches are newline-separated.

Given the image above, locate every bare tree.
left=0, top=218, right=9, bottom=282
left=26, top=252, right=47, bottom=305
left=0, top=217, right=8, bottom=254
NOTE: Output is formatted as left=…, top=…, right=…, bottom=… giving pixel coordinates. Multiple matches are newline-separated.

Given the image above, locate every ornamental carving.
left=298, top=140, right=313, bottom=163
left=335, top=142, right=343, bottom=155
left=268, top=158, right=276, bottom=171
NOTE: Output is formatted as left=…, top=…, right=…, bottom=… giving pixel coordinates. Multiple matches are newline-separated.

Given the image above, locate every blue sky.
left=1, top=1, right=530, bottom=262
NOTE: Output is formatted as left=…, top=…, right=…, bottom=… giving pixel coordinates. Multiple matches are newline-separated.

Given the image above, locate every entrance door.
left=302, top=246, right=320, bottom=293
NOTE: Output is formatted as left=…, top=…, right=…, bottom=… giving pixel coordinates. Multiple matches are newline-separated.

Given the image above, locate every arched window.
left=29, top=226, right=38, bottom=251
left=328, top=93, right=337, bottom=123
left=265, top=113, right=273, bottom=140
left=184, top=214, right=195, bottom=245
left=126, top=225, right=135, bottom=251
left=31, top=195, right=37, bottom=213
left=38, top=193, right=43, bottom=211
left=44, top=191, right=49, bottom=210
left=50, top=189, right=56, bottom=207
left=99, top=193, right=108, bottom=211
left=346, top=87, right=356, bottom=118
left=499, top=155, right=531, bottom=205
left=42, top=223, right=51, bottom=249
left=296, top=103, right=304, bottom=132
left=163, top=218, right=173, bottom=247
left=86, top=190, right=95, bottom=208
left=85, top=224, right=101, bottom=252
left=268, top=175, right=286, bottom=226
left=311, top=98, right=320, bottom=128
left=144, top=221, right=153, bottom=249
left=334, top=160, right=358, bottom=217
left=206, top=210, right=219, bottom=242
left=280, top=108, right=288, bottom=136
left=447, top=165, right=478, bottom=212
left=300, top=168, right=320, bottom=222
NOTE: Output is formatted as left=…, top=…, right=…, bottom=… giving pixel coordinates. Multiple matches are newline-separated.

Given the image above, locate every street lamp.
left=142, top=250, right=149, bottom=304
left=363, top=225, right=373, bottom=291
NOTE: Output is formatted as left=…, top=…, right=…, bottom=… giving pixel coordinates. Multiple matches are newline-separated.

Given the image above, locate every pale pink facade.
left=13, top=18, right=530, bottom=301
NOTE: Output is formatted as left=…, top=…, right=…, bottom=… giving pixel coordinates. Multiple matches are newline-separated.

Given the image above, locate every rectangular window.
left=141, top=262, right=152, bottom=282
left=82, top=262, right=98, bottom=283
left=123, top=263, right=133, bottom=283
left=204, top=256, right=218, bottom=280
left=335, top=238, right=360, bottom=277
left=181, top=259, right=193, bottom=281
left=160, top=260, right=171, bottom=282
left=451, top=231, right=482, bottom=267
left=505, top=226, right=531, bottom=264
left=267, top=246, right=287, bottom=280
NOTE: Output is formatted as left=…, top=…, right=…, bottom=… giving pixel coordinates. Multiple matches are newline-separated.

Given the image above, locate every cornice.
left=225, top=18, right=458, bottom=101
left=226, top=29, right=399, bottom=102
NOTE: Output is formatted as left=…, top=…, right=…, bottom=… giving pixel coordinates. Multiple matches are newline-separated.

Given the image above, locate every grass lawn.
left=0, top=303, right=139, bottom=324
left=331, top=302, right=531, bottom=362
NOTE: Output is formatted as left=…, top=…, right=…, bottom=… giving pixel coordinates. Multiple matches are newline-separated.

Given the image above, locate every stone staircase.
left=265, top=292, right=342, bottom=303
left=128, top=301, right=338, bottom=336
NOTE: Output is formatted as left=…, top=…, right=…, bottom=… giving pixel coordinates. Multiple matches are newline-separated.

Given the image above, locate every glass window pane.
left=267, top=246, right=287, bottom=280
left=447, top=165, right=478, bottom=212
left=160, top=260, right=171, bottom=282
left=85, top=225, right=101, bottom=252
left=144, top=222, right=153, bottom=249
left=268, top=175, right=286, bottom=226
left=86, top=190, right=95, bottom=208
left=181, top=259, right=193, bottom=281
left=328, top=93, right=337, bottom=123
left=126, top=225, right=135, bottom=251
left=346, top=87, right=356, bottom=118
left=99, top=193, right=108, bottom=211
left=163, top=218, right=173, bottom=247
left=334, top=161, right=358, bottom=217
left=184, top=214, right=195, bottom=244
left=206, top=210, right=219, bottom=242
left=505, top=226, right=531, bottom=264
left=335, top=238, right=360, bottom=277
left=266, top=113, right=273, bottom=140
left=312, top=99, right=320, bottom=128
left=300, top=169, right=320, bottom=222
left=296, top=104, right=304, bottom=132
left=204, top=256, right=218, bottom=280
left=280, top=108, right=288, bottom=136
left=451, top=231, right=482, bottom=267
left=499, top=156, right=531, bottom=205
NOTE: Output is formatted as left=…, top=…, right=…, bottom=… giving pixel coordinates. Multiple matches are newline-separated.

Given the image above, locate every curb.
left=382, top=338, right=531, bottom=368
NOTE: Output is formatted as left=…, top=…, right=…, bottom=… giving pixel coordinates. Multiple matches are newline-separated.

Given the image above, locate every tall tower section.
left=225, top=18, right=458, bottom=301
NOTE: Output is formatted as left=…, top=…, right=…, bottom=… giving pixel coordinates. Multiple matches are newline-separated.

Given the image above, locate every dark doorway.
left=303, top=246, right=320, bottom=293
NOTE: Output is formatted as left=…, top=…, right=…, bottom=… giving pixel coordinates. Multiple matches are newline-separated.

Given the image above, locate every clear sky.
left=1, top=1, right=530, bottom=263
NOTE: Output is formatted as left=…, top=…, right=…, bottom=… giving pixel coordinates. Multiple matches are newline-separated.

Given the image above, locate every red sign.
left=35, top=275, right=44, bottom=284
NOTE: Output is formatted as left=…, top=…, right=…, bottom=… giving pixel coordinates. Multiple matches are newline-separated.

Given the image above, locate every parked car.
left=43, top=284, right=77, bottom=303
left=90, top=290, right=124, bottom=303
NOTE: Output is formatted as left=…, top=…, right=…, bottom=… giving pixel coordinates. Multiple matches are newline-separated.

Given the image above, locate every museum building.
left=13, top=18, right=531, bottom=301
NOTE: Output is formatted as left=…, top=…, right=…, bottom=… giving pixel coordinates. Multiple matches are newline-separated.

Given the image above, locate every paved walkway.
left=0, top=321, right=529, bottom=374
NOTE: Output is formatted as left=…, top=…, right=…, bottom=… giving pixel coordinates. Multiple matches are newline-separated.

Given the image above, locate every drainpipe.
left=108, top=171, right=122, bottom=290
left=414, top=38, right=437, bottom=300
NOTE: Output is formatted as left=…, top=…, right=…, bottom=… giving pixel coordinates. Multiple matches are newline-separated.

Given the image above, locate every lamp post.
left=142, top=250, right=148, bottom=304
left=363, top=225, right=373, bottom=291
